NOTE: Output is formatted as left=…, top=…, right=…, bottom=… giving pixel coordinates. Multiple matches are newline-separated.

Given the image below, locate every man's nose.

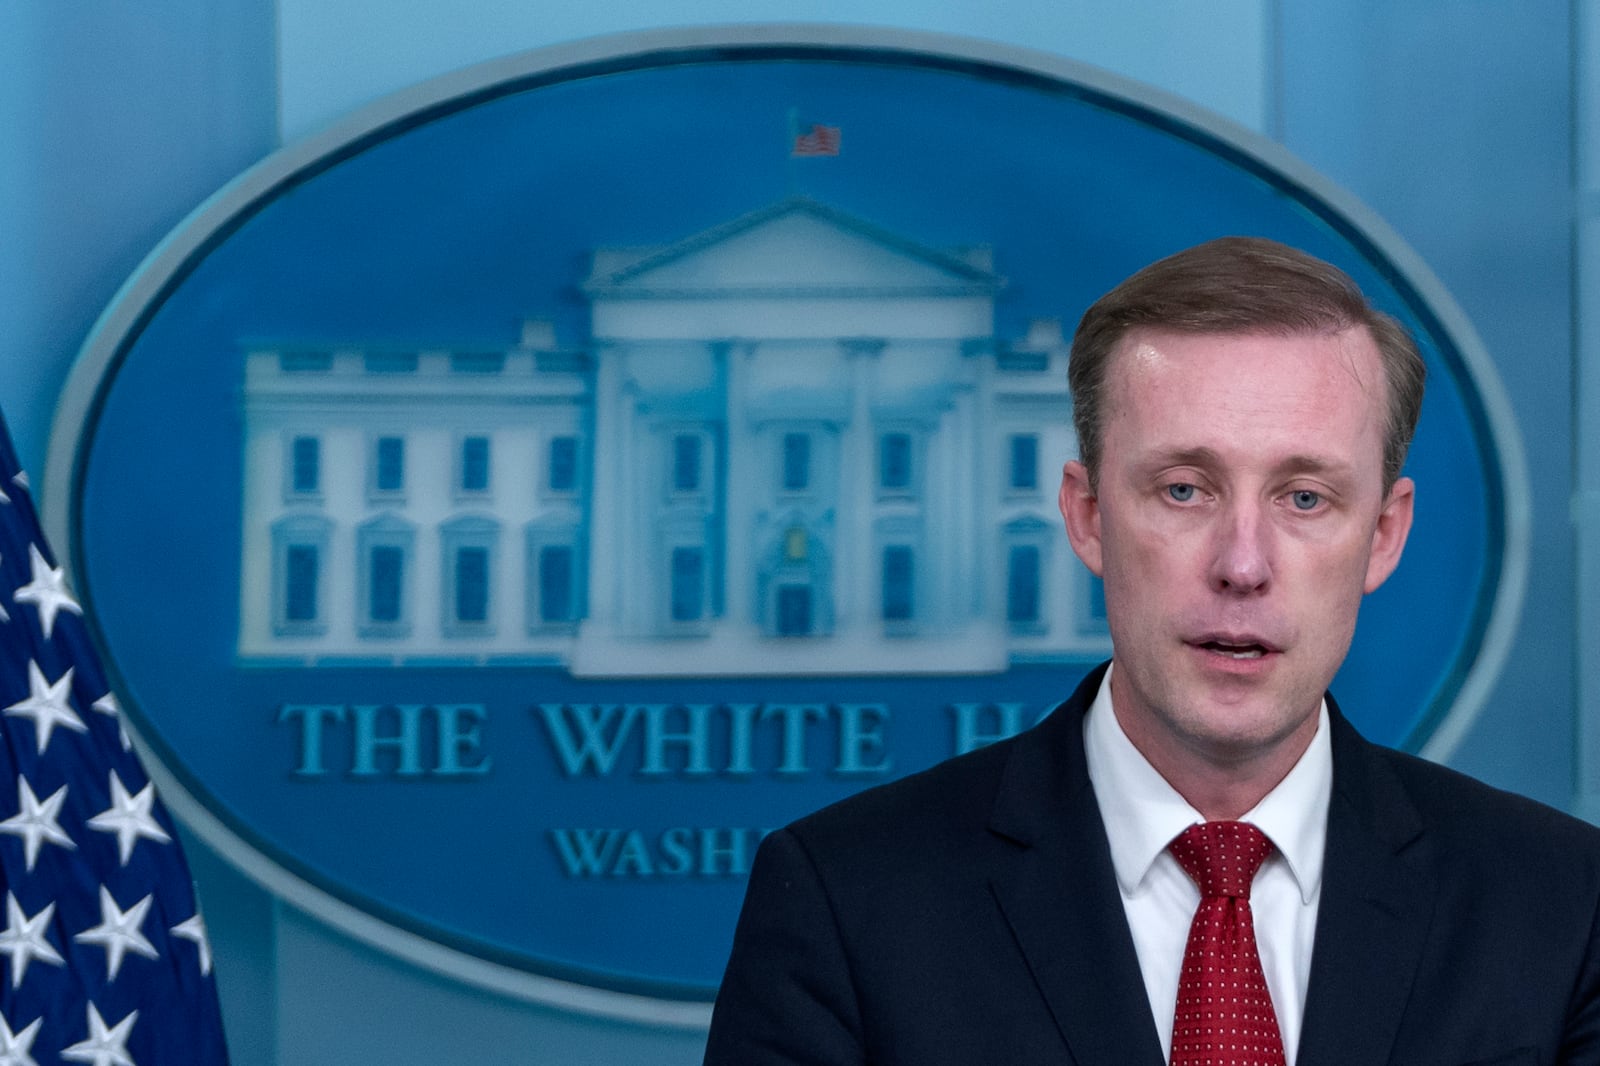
left=1209, top=499, right=1273, bottom=593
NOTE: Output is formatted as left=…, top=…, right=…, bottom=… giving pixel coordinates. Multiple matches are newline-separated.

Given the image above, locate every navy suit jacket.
left=704, top=665, right=1600, bottom=1065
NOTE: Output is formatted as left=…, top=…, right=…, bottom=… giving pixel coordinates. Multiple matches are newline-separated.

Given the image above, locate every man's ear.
left=1363, top=476, right=1415, bottom=594
left=1058, top=460, right=1104, bottom=576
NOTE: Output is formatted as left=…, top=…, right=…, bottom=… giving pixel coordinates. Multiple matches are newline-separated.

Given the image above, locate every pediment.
left=585, top=198, right=1004, bottom=298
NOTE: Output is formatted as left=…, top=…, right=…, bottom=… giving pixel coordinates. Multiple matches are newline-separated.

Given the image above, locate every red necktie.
left=1168, top=821, right=1286, bottom=1066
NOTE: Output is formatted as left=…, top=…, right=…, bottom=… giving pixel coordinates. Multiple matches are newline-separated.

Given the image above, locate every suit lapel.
left=1296, top=705, right=1435, bottom=1066
left=986, top=669, right=1167, bottom=1066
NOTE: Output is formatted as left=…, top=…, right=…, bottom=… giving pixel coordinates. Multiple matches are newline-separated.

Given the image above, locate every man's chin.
left=1168, top=699, right=1319, bottom=765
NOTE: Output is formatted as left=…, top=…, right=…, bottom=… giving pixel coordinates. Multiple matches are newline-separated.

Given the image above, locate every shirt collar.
left=1082, top=663, right=1331, bottom=904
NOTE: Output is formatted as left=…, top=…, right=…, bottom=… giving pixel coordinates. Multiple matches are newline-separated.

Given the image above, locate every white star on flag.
left=3, top=661, right=87, bottom=753
left=73, top=888, right=158, bottom=981
left=0, top=1011, right=41, bottom=1066
left=91, top=691, right=132, bottom=751
left=0, top=777, right=75, bottom=871
left=0, top=893, right=63, bottom=989
left=88, top=772, right=172, bottom=866
left=12, top=543, right=82, bottom=641
left=61, top=1003, right=137, bottom=1066
left=170, top=913, right=213, bottom=977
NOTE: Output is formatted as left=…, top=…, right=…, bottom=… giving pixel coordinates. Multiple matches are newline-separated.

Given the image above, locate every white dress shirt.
left=1081, top=665, right=1331, bottom=1065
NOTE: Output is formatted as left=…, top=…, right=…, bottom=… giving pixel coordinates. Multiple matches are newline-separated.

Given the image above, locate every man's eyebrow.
left=1133, top=446, right=1222, bottom=471
left=1134, top=447, right=1356, bottom=478
left=1275, top=454, right=1357, bottom=478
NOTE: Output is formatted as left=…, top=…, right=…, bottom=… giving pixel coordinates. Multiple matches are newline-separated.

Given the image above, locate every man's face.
left=1058, top=327, right=1414, bottom=771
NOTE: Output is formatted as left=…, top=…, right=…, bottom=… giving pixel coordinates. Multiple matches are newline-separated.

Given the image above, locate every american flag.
left=790, top=122, right=842, bottom=157
left=0, top=412, right=228, bottom=1065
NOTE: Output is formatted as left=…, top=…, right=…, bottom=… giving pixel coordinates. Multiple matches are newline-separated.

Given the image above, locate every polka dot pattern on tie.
left=1167, top=821, right=1286, bottom=1066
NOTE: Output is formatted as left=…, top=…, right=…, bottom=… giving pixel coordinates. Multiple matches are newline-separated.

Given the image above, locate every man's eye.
left=1166, top=484, right=1196, bottom=503
left=1290, top=489, right=1321, bottom=511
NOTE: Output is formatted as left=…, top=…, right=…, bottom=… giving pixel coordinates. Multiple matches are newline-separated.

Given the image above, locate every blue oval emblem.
left=45, top=28, right=1523, bottom=1016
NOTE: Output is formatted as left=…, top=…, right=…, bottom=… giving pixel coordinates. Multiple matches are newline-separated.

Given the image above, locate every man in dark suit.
left=703, top=238, right=1600, bottom=1065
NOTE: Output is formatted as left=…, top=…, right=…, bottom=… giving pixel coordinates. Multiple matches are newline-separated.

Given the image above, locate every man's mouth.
left=1192, top=638, right=1277, bottom=660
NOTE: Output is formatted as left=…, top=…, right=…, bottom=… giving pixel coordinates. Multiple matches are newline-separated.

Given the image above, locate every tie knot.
left=1169, top=821, right=1273, bottom=899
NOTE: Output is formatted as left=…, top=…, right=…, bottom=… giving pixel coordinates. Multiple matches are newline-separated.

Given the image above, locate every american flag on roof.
left=0, top=412, right=228, bottom=1065
left=790, top=121, right=841, bottom=157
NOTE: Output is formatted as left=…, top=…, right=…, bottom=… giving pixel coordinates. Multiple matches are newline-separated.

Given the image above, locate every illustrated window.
left=272, top=513, right=332, bottom=636
left=285, top=545, right=319, bottom=623
left=1008, top=434, right=1038, bottom=492
left=441, top=518, right=498, bottom=634
left=776, top=584, right=812, bottom=636
left=670, top=546, right=705, bottom=622
left=460, top=435, right=491, bottom=493
left=369, top=545, right=405, bottom=624
left=373, top=436, right=405, bottom=494
left=879, top=432, right=912, bottom=493
left=1007, top=544, right=1041, bottom=624
left=539, top=545, right=576, bottom=624
left=672, top=434, right=702, bottom=493
left=357, top=517, right=414, bottom=636
left=782, top=432, right=811, bottom=492
left=289, top=435, right=320, bottom=496
left=455, top=547, right=490, bottom=623
left=548, top=436, right=578, bottom=494
left=882, top=544, right=914, bottom=622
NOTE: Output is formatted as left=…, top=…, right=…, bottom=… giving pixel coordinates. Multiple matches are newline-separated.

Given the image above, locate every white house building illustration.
left=237, top=198, right=1110, bottom=675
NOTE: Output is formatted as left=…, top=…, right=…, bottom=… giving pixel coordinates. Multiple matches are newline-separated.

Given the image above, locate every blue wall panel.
left=1278, top=1, right=1575, bottom=808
